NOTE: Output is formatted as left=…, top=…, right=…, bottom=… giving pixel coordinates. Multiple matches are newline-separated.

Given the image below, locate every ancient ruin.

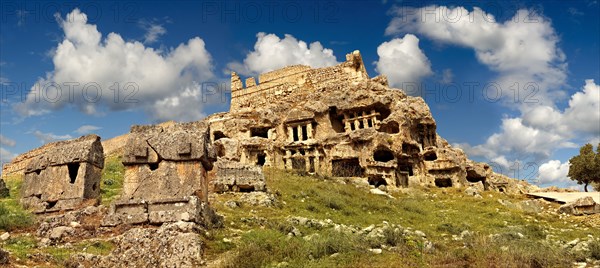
left=102, top=121, right=220, bottom=226
left=20, top=135, right=104, bottom=213
left=207, top=51, right=494, bottom=191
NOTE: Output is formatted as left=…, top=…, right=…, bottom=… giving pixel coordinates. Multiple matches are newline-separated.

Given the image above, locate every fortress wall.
left=230, top=51, right=369, bottom=112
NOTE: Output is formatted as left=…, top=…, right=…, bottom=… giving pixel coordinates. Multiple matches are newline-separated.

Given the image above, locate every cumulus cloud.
left=386, top=6, right=598, bottom=187
left=456, top=80, right=598, bottom=180
left=33, top=130, right=72, bottom=144
left=386, top=6, right=567, bottom=105
left=563, top=79, right=600, bottom=134
left=227, top=33, right=338, bottom=77
left=375, top=34, right=433, bottom=87
left=537, top=160, right=570, bottom=185
left=74, top=125, right=101, bottom=135
left=14, top=9, right=215, bottom=122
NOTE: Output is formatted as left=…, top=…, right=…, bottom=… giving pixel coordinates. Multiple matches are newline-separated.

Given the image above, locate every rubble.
left=559, top=197, right=600, bottom=216
left=20, top=135, right=104, bottom=213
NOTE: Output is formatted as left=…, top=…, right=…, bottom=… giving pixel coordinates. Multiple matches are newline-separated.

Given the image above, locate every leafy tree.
left=567, top=143, right=600, bottom=192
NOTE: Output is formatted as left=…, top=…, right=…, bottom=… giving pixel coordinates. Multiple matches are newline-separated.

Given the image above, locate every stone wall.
left=230, top=51, right=369, bottom=112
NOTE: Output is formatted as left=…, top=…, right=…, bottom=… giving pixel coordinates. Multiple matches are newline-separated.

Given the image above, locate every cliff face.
left=208, top=50, right=509, bottom=192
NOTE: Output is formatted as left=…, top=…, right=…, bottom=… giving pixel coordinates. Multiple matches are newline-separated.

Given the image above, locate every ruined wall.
left=230, top=51, right=369, bottom=112
left=20, top=135, right=104, bottom=213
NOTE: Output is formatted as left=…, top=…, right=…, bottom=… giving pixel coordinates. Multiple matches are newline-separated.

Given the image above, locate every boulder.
left=559, top=197, right=600, bottom=215
left=93, top=223, right=205, bottom=268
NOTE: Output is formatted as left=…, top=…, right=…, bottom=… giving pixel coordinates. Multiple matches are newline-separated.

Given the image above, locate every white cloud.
left=74, top=125, right=101, bottom=135
left=0, top=134, right=16, bottom=147
left=0, top=147, right=16, bottom=164
left=374, top=34, right=433, bottom=87
left=140, top=20, right=167, bottom=44
left=537, top=160, right=570, bottom=185
left=563, top=79, right=600, bottom=135
left=386, top=6, right=567, bottom=105
left=14, top=9, right=215, bottom=122
left=33, top=130, right=73, bottom=144
left=227, top=32, right=338, bottom=77
left=440, top=68, right=453, bottom=84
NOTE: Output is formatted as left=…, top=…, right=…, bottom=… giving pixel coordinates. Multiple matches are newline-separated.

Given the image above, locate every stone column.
left=297, top=125, right=303, bottom=141
left=287, top=126, right=294, bottom=142
left=371, top=110, right=379, bottom=128
left=306, top=123, right=313, bottom=139
left=343, top=114, right=351, bottom=132
left=314, top=151, right=320, bottom=173
left=285, top=150, right=292, bottom=169
left=362, top=111, right=369, bottom=128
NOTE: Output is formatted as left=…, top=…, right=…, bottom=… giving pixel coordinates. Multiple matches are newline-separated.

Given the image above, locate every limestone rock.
left=212, top=160, right=266, bottom=193
left=20, top=135, right=104, bottom=213
left=121, top=121, right=214, bottom=202
left=93, top=224, right=204, bottom=268
left=208, top=50, right=522, bottom=192
left=559, top=197, right=600, bottom=215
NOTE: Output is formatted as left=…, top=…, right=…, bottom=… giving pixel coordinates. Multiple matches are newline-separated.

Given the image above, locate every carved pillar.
left=285, top=150, right=292, bottom=169
left=287, top=126, right=294, bottom=142
left=362, top=111, right=369, bottom=128
left=314, top=150, right=320, bottom=173
left=307, top=123, right=313, bottom=139
left=344, top=114, right=351, bottom=132
left=297, top=125, right=303, bottom=141
left=372, top=110, right=379, bottom=128
left=353, top=113, right=360, bottom=130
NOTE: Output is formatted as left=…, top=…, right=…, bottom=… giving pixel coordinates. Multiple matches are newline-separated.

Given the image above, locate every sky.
left=0, top=0, right=599, bottom=189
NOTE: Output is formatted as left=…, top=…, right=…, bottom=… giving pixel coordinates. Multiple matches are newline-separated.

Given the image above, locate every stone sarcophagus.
left=20, top=135, right=104, bottom=213
left=103, top=121, right=218, bottom=226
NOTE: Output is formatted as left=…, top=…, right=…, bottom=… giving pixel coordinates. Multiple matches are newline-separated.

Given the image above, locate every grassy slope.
left=206, top=169, right=599, bottom=267
left=1, top=158, right=598, bottom=267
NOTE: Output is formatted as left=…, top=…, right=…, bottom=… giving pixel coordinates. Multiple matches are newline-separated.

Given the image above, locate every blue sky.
left=0, top=0, right=599, bottom=189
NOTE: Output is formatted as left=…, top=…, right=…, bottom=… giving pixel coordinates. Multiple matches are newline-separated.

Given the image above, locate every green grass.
left=100, top=154, right=125, bottom=205
left=207, top=168, right=600, bottom=267
left=0, top=175, right=34, bottom=231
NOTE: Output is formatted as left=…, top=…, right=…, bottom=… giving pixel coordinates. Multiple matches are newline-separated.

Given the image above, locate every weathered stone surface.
left=104, top=121, right=221, bottom=226
left=121, top=121, right=214, bottom=202
left=212, top=159, right=266, bottom=193
left=20, top=135, right=103, bottom=213
left=0, top=179, right=8, bottom=198
left=102, top=196, right=222, bottom=228
left=91, top=223, right=205, bottom=268
left=559, top=197, right=600, bottom=216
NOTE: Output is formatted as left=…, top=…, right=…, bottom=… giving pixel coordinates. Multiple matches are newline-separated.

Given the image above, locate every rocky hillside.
left=1, top=161, right=599, bottom=267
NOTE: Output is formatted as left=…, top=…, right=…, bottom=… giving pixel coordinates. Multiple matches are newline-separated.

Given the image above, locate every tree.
left=567, top=143, right=600, bottom=192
